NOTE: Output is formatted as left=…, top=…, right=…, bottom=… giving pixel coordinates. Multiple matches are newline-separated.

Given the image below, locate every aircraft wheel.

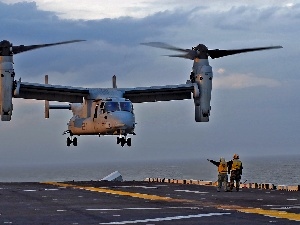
left=67, top=137, right=72, bottom=146
left=117, top=137, right=120, bottom=144
left=73, top=137, right=78, bottom=146
left=120, top=137, right=126, bottom=147
left=127, top=138, right=131, bottom=147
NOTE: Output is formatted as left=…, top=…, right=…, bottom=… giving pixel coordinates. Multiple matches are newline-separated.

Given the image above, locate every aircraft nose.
left=111, top=111, right=135, bottom=130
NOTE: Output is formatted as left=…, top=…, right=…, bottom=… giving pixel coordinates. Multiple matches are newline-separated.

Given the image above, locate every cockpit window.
left=104, top=102, right=120, bottom=112
left=120, top=102, right=132, bottom=112
left=103, top=101, right=133, bottom=113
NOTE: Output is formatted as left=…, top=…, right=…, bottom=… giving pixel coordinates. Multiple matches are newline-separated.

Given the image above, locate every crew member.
left=207, top=158, right=229, bottom=192
left=228, top=154, right=243, bottom=192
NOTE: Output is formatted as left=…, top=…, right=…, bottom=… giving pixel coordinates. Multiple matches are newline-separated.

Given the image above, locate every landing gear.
left=117, top=136, right=131, bottom=147
left=64, top=130, right=78, bottom=147
left=67, top=136, right=77, bottom=146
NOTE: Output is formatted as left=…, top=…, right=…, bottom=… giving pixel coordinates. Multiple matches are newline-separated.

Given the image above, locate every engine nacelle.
left=0, top=56, right=14, bottom=121
left=195, top=106, right=209, bottom=122
left=192, top=59, right=213, bottom=122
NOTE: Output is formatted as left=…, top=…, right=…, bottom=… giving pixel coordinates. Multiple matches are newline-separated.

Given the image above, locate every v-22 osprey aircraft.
left=0, top=40, right=282, bottom=147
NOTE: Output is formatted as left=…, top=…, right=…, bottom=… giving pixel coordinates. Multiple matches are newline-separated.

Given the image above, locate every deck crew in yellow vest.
left=228, top=154, right=243, bottom=192
left=207, top=157, right=229, bottom=192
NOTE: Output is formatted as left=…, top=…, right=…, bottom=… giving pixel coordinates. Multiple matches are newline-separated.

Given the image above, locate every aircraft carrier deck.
left=1, top=180, right=300, bottom=224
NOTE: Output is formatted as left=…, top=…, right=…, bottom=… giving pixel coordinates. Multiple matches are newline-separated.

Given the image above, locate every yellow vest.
left=232, top=159, right=242, bottom=170
left=218, top=162, right=227, bottom=173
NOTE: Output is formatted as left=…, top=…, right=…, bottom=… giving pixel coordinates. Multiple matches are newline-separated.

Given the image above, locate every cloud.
left=213, top=69, right=281, bottom=89
left=2, top=0, right=299, bottom=20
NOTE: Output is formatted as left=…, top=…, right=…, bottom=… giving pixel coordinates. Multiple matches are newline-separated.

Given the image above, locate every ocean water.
left=0, top=155, right=299, bottom=186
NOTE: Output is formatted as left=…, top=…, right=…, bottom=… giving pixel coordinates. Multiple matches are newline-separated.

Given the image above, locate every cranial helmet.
left=220, top=157, right=225, bottom=163
left=233, top=154, right=239, bottom=159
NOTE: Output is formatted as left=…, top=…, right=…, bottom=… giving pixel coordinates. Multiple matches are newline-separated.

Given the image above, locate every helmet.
left=220, top=157, right=225, bottom=163
left=233, top=154, right=239, bottom=159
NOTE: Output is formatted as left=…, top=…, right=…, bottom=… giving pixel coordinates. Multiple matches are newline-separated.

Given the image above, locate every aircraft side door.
left=93, top=101, right=106, bottom=133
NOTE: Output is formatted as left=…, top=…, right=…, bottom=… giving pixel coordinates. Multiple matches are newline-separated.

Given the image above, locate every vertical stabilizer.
left=44, top=75, right=49, bottom=118
left=112, top=75, right=117, bottom=88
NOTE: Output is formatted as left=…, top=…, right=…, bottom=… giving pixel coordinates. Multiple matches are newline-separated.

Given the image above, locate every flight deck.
left=0, top=180, right=300, bottom=224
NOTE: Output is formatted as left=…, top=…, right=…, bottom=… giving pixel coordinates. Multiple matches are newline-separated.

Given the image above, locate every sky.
left=0, top=0, right=299, bottom=165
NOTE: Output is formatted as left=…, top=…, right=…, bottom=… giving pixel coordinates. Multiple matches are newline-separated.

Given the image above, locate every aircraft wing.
left=14, top=81, right=89, bottom=103
left=122, top=83, right=196, bottom=103
left=13, top=81, right=196, bottom=103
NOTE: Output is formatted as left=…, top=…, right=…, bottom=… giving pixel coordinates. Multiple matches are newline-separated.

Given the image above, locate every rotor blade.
left=166, top=54, right=190, bottom=58
left=208, top=46, right=283, bottom=59
left=141, top=42, right=189, bottom=53
left=12, top=40, right=86, bottom=54
left=165, top=53, right=197, bottom=60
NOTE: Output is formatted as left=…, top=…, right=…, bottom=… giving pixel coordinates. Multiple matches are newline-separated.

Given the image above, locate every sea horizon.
left=0, top=154, right=299, bottom=186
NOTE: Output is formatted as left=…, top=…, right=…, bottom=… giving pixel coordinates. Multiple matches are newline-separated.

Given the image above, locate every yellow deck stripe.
left=43, top=182, right=300, bottom=221
left=43, top=182, right=178, bottom=202
left=237, top=208, right=300, bottom=221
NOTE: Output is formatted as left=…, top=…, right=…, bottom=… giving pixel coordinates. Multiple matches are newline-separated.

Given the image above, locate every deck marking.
left=175, top=189, right=208, bottom=194
left=43, top=182, right=300, bottom=221
left=216, top=204, right=300, bottom=221
left=86, top=207, right=200, bottom=211
left=86, top=209, right=121, bottom=211
left=98, top=213, right=230, bottom=224
left=43, top=182, right=181, bottom=202
left=124, top=207, right=161, bottom=210
left=118, top=186, right=157, bottom=189
left=237, top=208, right=300, bottom=221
